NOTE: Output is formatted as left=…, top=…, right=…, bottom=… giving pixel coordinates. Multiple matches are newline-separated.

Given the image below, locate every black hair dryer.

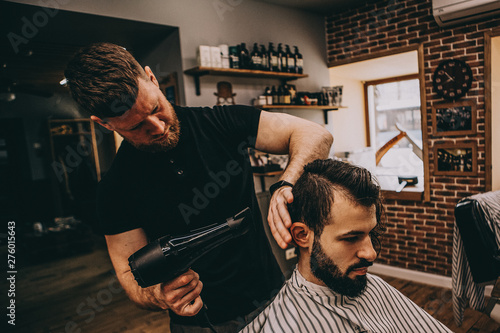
left=128, top=207, right=252, bottom=332
left=128, top=207, right=251, bottom=287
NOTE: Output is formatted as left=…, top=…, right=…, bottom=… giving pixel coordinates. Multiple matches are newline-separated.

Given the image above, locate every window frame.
left=362, top=46, right=430, bottom=201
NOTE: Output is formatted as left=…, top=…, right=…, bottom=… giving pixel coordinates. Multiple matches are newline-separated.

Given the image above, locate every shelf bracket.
left=193, top=75, right=201, bottom=96
left=322, top=108, right=338, bottom=125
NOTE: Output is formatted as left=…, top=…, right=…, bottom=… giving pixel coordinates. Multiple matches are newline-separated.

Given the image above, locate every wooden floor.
left=2, top=237, right=499, bottom=333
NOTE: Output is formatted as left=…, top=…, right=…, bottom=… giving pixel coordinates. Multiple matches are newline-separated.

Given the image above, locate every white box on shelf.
left=210, top=46, right=222, bottom=68
left=197, top=45, right=211, bottom=67
left=218, top=44, right=230, bottom=69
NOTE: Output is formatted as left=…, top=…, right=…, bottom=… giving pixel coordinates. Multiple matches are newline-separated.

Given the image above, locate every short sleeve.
left=96, top=178, right=141, bottom=235
left=95, top=146, right=144, bottom=235
left=209, top=105, right=261, bottom=147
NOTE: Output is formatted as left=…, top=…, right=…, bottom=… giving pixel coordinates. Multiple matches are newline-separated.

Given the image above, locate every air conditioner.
left=433, top=0, right=500, bottom=27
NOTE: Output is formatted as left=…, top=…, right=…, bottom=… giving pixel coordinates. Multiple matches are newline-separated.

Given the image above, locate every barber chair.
left=454, top=191, right=500, bottom=324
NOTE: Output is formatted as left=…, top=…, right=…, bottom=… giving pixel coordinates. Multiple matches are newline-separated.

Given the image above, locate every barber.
left=64, top=42, right=332, bottom=332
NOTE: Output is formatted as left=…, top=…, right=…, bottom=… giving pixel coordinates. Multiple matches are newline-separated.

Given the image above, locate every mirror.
left=328, top=47, right=429, bottom=200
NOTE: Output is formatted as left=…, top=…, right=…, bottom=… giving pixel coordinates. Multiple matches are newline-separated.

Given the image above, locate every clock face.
left=432, top=59, right=473, bottom=100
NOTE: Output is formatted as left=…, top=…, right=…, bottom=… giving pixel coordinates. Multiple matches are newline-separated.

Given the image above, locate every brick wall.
left=326, top=0, right=499, bottom=276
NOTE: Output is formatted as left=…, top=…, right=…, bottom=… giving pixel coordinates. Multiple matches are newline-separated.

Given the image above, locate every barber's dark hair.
left=64, top=42, right=146, bottom=119
left=289, top=159, right=385, bottom=251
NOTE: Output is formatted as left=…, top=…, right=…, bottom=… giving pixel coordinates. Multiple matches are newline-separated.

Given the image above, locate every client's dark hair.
left=64, top=42, right=146, bottom=119
left=289, top=159, right=385, bottom=251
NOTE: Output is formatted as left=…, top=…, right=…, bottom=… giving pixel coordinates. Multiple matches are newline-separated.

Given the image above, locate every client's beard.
left=310, top=238, right=373, bottom=297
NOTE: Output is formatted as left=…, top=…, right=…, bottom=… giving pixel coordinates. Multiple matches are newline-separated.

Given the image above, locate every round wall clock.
left=432, top=59, right=473, bottom=100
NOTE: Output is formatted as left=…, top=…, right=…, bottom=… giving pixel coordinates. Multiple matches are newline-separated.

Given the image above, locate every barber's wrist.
left=269, top=180, right=294, bottom=197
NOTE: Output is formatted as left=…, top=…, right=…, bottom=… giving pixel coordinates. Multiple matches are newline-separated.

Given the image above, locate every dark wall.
left=1, top=2, right=182, bottom=232
left=0, top=93, right=84, bottom=228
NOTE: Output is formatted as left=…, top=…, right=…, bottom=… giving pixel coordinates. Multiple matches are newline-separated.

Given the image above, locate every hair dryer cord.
left=196, top=304, right=217, bottom=333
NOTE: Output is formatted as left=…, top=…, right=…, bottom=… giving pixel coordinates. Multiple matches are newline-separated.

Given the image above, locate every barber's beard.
left=310, top=238, right=373, bottom=297
left=130, top=113, right=181, bottom=153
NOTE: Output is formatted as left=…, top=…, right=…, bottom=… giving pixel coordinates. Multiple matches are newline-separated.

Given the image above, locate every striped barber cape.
left=452, top=190, right=500, bottom=326
left=240, top=268, right=452, bottom=333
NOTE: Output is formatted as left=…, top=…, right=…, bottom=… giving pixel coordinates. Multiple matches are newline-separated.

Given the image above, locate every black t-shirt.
left=97, top=105, right=283, bottom=325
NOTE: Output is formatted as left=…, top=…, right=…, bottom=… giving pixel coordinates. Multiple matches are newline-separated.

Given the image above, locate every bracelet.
left=269, top=180, right=294, bottom=196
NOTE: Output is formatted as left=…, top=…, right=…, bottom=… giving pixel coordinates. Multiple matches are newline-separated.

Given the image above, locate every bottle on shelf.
left=277, top=43, right=285, bottom=72
left=239, top=43, right=250, bottom=69
left=264, top=87, right=273, bottom=105
left=277, top=85, right=284, bottom=105
left=271, top=86, right=279, bottom=105
left=289, top=85, right=297, bottom=104
left=283, top=85, right=292, bottom=105
left=229, top=46, right=239, bottom=69
left=250, top=43, right=262, bottom=70
left=268, top=43, right=278, bottom=72
left=294, top=46, right=303, bottom=74
left=285, top=45, right=295, bottom=73
left=260, top=45, right=269, bottom=71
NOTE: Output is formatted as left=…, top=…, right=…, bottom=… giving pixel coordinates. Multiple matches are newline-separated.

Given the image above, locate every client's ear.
left=290, top=222, right=313, bottom=248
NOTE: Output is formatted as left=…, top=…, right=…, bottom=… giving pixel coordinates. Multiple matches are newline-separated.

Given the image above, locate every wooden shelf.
left=262, top=105, right=345, bottom=110
left=253, top=170, right=283, bottom=192
left=184, top=66, right=308, bottom=79
left=381, top=189, right=423, bottom=201
left=51, top=132, right=92, bottom=136
left=261, top=105, right=347, bottom=124
left=253, top=170, right=283, bottom=177
left=184, top=66, right=308, bottom=95
left=48, top=119, right=91, bottom=123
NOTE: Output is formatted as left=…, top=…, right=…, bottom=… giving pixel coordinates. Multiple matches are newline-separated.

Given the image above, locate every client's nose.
left=358, top=236, right=377, bottom=262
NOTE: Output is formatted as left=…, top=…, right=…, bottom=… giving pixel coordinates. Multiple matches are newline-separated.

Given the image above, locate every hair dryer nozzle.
left=226, top=207, right=251, bottom=233
left=128, top=207, right=252, bottom=288
left=128, top=240, right=167, bottom=288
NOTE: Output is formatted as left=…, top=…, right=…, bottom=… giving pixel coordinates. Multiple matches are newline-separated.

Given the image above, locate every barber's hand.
left=268, top=186, right=293, bottom=249
left=157, top=269, right=204, bottom=316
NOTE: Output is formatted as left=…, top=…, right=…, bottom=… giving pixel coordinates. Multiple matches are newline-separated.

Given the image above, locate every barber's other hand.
left=268, top=186, right=293, bottom=249
left=157, top=269, right=204, bottom=316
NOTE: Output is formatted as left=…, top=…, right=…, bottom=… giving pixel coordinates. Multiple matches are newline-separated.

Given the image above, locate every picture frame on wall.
left=434, top=141, right=477, bottom=176
left=159, top=72, right=179, bottom=105
left=432, top=99, right=476, bottom=137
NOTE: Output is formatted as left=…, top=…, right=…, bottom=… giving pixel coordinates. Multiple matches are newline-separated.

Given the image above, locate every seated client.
left=240, top=159, right=452, bottom=333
